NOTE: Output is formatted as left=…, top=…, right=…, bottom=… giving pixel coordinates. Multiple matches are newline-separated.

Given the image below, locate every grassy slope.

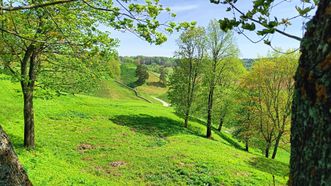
left=120, top=63, right=168, bottom=104
left=94, top=80, right=139, bottom=101
left=0, top=77, right=289, bottom=186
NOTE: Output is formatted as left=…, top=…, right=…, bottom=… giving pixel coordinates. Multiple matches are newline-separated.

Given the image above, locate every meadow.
left=0, top=76, right=290, bottom=185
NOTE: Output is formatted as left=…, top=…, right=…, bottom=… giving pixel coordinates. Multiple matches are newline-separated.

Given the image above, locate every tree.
left=159, top=67, right=168, bottom=86
left=269, top=53, right=298, bottom=159
left=210, top=0, right=330, bottom=183
left=135, top=64, right=149, bottom=85
left=232, top=86, right=257, bottom=152
left=0, top=0, right=183, bottom=148
left=212, top=58, right=245, bottom=133
left=241, top=54, right=297, bottom=158
left=204, top=20, right=238, bottom=138
left=241, top=68, right=276, bottom=158
left=168, top=27, right=206, bottom=128
left=290, top=2, right=331, bottom=184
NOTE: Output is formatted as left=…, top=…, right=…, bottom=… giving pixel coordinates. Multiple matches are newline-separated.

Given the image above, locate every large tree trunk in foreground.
left=290, top=0, right=331, bottom=185
left=0, top=126, right=32, bottom=186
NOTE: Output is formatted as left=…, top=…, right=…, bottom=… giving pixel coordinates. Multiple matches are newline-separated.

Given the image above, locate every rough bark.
left=0, top=126, right=32, bottom=186
left=290, top=0, right=331, bottom=185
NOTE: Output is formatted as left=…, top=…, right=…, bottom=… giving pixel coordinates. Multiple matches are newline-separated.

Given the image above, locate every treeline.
left=120, top=56, right=175, bottom=67
left=168, top=19, right=298, bottom=159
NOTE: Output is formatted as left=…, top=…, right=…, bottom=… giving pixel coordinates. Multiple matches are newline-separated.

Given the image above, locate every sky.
left=109, top=0, right=312, bottom=58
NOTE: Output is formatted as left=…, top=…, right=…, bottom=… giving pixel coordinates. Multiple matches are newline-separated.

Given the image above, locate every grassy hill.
left=0, top=76, right=290, bottom=185
left=120, top=63, right=169, bottom=103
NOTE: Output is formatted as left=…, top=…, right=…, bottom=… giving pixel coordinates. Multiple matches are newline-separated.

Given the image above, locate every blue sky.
left=110, top=0, right=310, bottom=58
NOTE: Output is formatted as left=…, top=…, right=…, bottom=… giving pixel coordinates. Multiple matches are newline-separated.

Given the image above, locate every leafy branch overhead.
left=0, top=0, right=195, bottom=45
left=210, top=0, right=318, bottom=44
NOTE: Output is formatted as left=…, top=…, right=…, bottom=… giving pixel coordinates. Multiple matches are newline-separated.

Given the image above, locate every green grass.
left=120, top=63, right=168, bottom=104
left=0, top=77, right=289, bottom=185
left=120, top=63, right=137, bottom=86
left=94, top=80, right=139, bottom=101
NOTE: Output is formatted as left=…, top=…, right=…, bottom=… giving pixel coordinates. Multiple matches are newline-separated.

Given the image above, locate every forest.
left=0, top=0, right=330, bottom=186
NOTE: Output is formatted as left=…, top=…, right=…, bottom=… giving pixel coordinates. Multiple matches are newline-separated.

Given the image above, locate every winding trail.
left=152, top=97, right=171, bottom=107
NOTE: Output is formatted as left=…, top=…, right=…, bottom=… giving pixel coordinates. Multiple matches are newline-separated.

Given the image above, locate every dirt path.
left=152, top=97, right=171, bottom=107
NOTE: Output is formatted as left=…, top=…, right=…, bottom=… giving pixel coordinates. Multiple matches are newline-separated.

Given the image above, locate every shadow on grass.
left=212, top=130, right=245, bottom=151
left=248, top=156, right=289, bottom=177
left=110, top=114, right=202, bottom=138
left=174, top=113, right=245, bottom=151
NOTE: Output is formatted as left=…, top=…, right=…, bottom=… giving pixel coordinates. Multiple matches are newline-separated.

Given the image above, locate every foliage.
left=233, top=51, right=299, bottom=157
left=210, top=58, right=246, bottom=127
left=168, top=27, right=206, bottom=126
left=135, top=64, right=149, bottom=86
left=210, top=0, right=317, bottom=44
left=0, top=0, right=191, bottom=147
left=120, top=56, right=175, bottom=67
left=159, top=67, right=168, bottom=86
left=201, top=20, right=240, bottom=137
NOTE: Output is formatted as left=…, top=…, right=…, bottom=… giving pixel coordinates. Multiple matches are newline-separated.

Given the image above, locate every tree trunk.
left=206, top=63, right=217, bottom=139
left=184, top=109, right=190, bottom=128
left=265, top=142, right=271, bottom=158
left=290, top=0, right=331, bottom=185
left=22, top=88, right=35, bottom=148
left=206, top=85, right=214, bottom=138
left=0, top=126, right=32, bottom=185
left=20, top=45, right=37, bottom=149
left=218, top=116, right=224, bottom=132
left=245, top=140, right=249, bottom=152
left=271, top=132, right=282, bottom=159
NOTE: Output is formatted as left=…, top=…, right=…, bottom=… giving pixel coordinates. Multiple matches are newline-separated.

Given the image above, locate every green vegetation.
left=135, top=64, right=149, bottom=86
left=0, top=0, right=328, bottom=185
left=168, top=21, right=297, bottom=161
left=119, top=60, right=168, bottom=103
left=0, top=0, right=189, bottom=149
left=0, top=76, right=290, bottom=185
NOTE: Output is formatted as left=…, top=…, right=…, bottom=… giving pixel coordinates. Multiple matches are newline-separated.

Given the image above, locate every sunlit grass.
left=0, top=77, right=289, bottom=185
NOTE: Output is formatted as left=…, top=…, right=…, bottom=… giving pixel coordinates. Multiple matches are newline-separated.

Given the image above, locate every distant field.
left=0, top=77, right=289, bottom=185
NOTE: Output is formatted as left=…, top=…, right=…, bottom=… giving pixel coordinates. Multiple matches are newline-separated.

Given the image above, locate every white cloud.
left=171, top=4, right=199, bottom=13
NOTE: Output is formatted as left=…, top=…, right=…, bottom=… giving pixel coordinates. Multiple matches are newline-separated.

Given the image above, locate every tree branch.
left=0, top=0, right=78, bottom=11
left=228, top=2, right=302, bottom=41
